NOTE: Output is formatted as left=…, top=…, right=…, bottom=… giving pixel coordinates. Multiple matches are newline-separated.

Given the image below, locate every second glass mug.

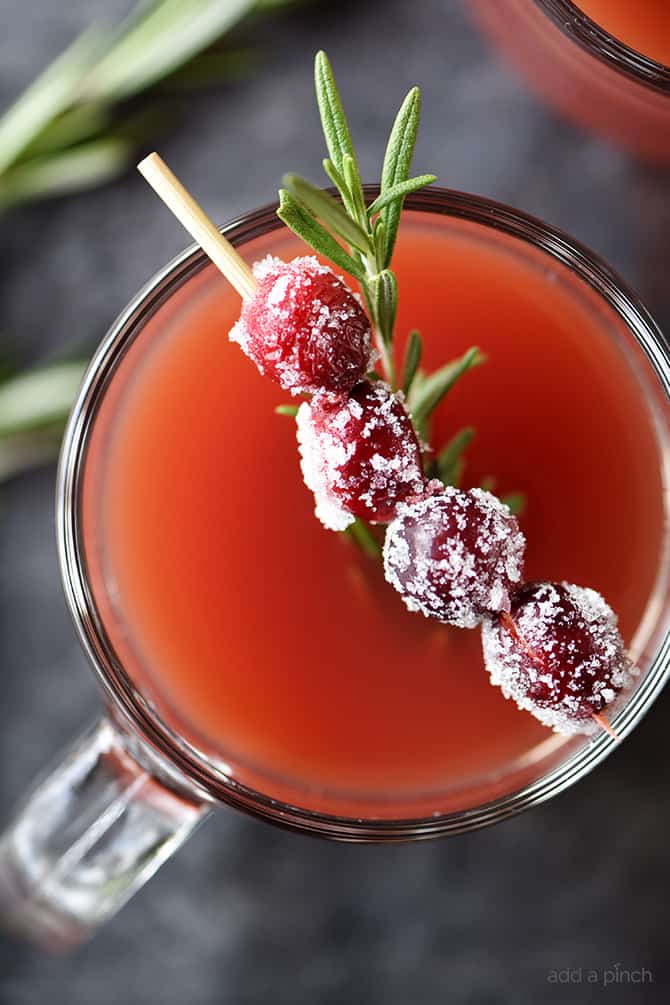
left=470, top=0, right=670, bottom=162
left=0, top=189, right=668, bottom=952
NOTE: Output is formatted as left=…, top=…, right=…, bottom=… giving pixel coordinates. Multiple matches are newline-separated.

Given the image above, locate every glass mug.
left=0, top=190, right=668, bottom=952
left=470, top=0, right=670, bottom=162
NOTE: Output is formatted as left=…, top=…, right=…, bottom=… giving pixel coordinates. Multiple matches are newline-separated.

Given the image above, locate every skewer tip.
left=137, top=151, right=160, bottom=176
left=592, top=712, right=621, bottom=742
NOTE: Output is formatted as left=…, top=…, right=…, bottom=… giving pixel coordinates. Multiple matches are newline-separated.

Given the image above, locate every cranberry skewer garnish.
left=383, top=487, right=526, bottom=628
left=296, top=379, right=425, bottom=531
left=138, top=142, right=636, bottom=747
left=482, top=581, right=635, bottom=736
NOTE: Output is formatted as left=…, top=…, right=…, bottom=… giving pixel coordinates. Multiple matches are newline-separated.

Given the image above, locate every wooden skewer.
left=137, top=152, right=258, bottom=301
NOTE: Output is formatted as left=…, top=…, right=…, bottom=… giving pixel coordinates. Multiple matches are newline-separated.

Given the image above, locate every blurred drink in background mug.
left=471, top=0, right=670, bottom=162
left=0, top=190, right=668, bottom=951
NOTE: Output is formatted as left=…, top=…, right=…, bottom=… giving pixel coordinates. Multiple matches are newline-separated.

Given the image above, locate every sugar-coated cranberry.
left=296, top=380, right=426, bottom=531
left=229, top=255, right=373, bottom=396
left=383, top=487, right=525, bottom=628
left=481, top=581, right=634, bottom=735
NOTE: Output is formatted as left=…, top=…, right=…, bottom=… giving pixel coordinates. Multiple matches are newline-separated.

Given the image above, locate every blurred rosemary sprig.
left=0, top=0, right=300, bottom=481
left=0, top=360, right=87, bottom=481
left=0, top=0, right=297, bottom=212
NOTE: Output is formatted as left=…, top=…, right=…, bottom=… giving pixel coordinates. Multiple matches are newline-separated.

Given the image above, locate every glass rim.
left=56, top=186, right=670, bottom=841
left=535, top=0, right=670, bottom=92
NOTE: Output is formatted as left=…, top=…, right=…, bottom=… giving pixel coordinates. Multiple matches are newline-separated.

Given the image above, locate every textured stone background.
left=1, top=0, right=669, bottom=1002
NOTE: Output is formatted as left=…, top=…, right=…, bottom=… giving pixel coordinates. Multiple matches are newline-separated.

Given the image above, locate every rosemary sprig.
left=0, top=0, right=302, bottom=213
left=276, top=52, right=525, bottom=552
left=278, top=51, right=439, bottom=392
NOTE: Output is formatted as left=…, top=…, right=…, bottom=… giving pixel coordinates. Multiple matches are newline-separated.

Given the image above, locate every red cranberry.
left=482, top=581, right=634, bottom=735
left=230, top=255, right=373, bottom=396
left=296, top=380, right=426, bottom=531
left=383, top=487, right=525, bottom=628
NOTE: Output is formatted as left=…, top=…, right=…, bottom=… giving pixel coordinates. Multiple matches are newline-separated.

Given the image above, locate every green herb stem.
left=345, top=518, right=383, bottom=559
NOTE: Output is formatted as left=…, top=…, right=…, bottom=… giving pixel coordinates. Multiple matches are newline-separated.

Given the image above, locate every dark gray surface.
left=1, top=0, right=669, bottom=1002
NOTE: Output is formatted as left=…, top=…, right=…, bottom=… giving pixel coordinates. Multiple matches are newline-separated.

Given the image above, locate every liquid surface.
left=83, top=218, right=665, bottom=809
left=577, top=0, right=670, bottom=66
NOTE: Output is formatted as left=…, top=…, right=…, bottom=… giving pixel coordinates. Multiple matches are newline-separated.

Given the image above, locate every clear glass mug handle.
left=0, top=718, right=211, bottom=952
